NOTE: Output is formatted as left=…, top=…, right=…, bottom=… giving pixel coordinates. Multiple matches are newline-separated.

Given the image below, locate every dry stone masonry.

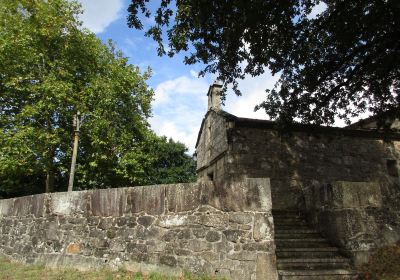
left=0, top=179, right=277, bottom=280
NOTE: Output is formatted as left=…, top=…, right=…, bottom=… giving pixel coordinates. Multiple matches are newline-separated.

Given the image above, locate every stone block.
left=137, top=216, right=155, bottom=227
left=199, top=214, right=228, bottom=228
left=158, top=215, right=188, bottom=228
left=159, top=254, right=177, bottom=267
left=45, top=222, right=60, bottom=241
left=0, top=198, right=14, bottom=217
left=67, top=242, right=83, bottom=254
left=223, top=229, right=247, bottom=243
left=12, top=196, right=33, bottom=216
left=317, top=209, right=378, bottom=250
left=229, top=213, right=253, bottom=224
left=253, top=213, right=274, bottom=241
left=50, top=191, right=86, bottom=216
left=205, top=231, right=221, bottom=242
left=128, top=185, right=165, bottom=215
left=242, top=241, right=274, bottom=252
left=91, top=188, right=128, bottom=217
left=330, top=181, right=382, bottom=209
left=201, top=178, right=272, bottom=212
left=256, top=253, right=278, bottom=280
left=166, top=183, right=201, bottom=212
left=228, top=251, right=257, bottom=261
left=31, top=194, right=46, bottom=217
left=183, top=239, right=212, bottom=252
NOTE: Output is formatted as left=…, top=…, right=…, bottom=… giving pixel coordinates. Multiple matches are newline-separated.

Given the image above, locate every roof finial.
left=207, top=80, right=222, bottom=111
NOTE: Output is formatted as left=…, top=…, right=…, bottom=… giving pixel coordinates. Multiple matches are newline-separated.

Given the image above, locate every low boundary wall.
left=0, top=178, right=277, bottom=280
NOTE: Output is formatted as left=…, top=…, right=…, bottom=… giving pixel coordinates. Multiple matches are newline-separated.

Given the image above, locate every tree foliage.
left=0, top=0, right=196, bottom=197
left=128, top=0, right=400, bottom=125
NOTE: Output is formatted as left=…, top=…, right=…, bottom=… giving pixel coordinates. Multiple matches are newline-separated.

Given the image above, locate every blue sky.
left=76, top=0, right=330, bottom=153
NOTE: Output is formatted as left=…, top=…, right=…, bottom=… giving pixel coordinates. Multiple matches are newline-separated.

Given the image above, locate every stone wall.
left=227, top=126, right=400, bottom=210
left=304, top=181, right=400, bottom=267
left=196, top=110, right=229, bottom=182
left=223, top=124, right=400, bottom=266
left=0, top=179, right=277, bottom=280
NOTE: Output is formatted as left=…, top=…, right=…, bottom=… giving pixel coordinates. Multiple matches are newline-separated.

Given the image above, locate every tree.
left=0, top=0, right=196, bottom=196
left=115, top=133, right=196, bottom=186
left=127, top=0, right=400, bottom=125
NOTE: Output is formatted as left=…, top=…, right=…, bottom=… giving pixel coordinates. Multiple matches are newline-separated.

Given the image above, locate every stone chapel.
left=195, top=81, right=400, bottom=276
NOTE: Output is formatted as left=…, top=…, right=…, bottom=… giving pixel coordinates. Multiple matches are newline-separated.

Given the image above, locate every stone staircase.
left=273, top=210, right=358, bottom=280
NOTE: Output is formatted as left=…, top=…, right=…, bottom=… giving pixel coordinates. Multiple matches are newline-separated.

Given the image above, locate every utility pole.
left=68, top=112, right=81, bottom=192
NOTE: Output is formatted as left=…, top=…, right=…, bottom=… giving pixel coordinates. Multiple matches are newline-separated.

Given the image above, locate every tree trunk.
left=45, top=170, right=54, bottom=193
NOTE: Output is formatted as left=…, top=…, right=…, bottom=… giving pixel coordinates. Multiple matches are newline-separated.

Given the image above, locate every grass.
left=359, top=241, right=400, bottom=280
left=0, top=258, right=225, bottom=280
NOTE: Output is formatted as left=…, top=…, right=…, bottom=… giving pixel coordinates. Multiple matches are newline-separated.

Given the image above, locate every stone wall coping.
left=0, top=178, right=273, bottom=217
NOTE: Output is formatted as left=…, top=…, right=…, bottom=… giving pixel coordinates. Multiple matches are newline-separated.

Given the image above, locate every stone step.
left=275, top=238, right=332, bottom=248
left=273, top=216, right=305, bottom=221
left=275, top=225, right=312, bottom=230
left=274, top=217, right=306, bottom=223
left=276, top=249, right=342, bottom=259
left=272, top=210, right=303, bottom=215
left=273, top=215, right=304, bottom=219
left=277, top=248, right=340, bottom=252
left=276, top=229, right=319, bottom=234
left=278, top=269, right=358, bottom=280
left=276, top=232, right=321, bottom=239
left=277, top=258, right=351, bottom=270
left=274, top=221, right=309, bottom=227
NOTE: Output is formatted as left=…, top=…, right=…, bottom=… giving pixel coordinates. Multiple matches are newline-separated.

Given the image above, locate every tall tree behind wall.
left=0, top=0, right=196, bottom=197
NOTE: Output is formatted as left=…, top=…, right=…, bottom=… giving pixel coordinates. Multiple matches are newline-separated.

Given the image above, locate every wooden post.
left=68, top=112, right=81, bottom=192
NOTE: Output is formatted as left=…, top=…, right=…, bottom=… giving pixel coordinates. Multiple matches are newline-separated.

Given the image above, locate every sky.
left=75, top=0, right=328, bottom=154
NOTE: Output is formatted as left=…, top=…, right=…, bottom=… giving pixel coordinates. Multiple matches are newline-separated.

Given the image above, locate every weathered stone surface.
left=330, top=181, right=382, bottom=209
left=205, top=231, right=221, bottom=242
left=242, top=241, right=274, bottom=252
left=128, top=185, right=165, bottom=215
left=253, top=213, right=274, bottom=241
left=91, top=188, right=127, bottom=217
left=166, top=184, right=201, bottom=212
left=13, top=196, right=33, bottom=217
left=51, top=192, right=86, bottom=216
left=202, top=178, right=272, bottom=212
left=0, top=179, right=275, bottom=280
left=31, top=194, right=46, bottom=217
left=223, top=229, right=247, bottom=243
left=159, top=255, right=177, bottom=267
left=137, top=216, right=155, bottom=227
left=229, top=213, right=252, bottom=224
left=228, top=251, right=257, bottom=261
left=158, top=215, right=188, bottom=228
left=256, top=253, right=278, bottom=280
left=199, top=213, right=228, bottom=228
left=183, top=239, right=212, bottom=252
left=67, top=243, right=82, bottom=254
left=0, top=198, right=13, bottom=217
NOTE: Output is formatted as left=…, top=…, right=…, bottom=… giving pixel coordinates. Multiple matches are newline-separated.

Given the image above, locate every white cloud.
left=307, top=2, right=328, bottom=19
left=224, top=71, right=279, bottom=119
left=150, top=73, right=210, bottom=153
left=152, top=75, right=209, bottom=106
left=75, top=0, right=124, bottom=33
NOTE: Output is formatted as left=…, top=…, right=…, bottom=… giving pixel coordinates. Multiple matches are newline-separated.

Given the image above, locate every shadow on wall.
left=225, top=125, right=400, bottom=267
left=275, top=134, right=400, bottom=268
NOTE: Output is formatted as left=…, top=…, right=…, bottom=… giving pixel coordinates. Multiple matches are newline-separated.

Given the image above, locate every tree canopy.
left=128, top=0, right=400, bottom=125
left=0, top=0, right=195, bottom=197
